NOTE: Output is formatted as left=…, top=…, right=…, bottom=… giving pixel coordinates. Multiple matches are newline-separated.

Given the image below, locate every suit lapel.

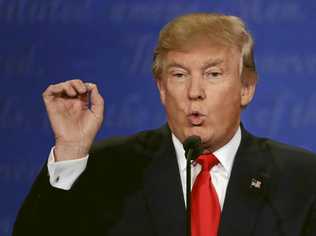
left=219, top=127, right=280, bottom=236
left=143, top=125, right=186, bottom=236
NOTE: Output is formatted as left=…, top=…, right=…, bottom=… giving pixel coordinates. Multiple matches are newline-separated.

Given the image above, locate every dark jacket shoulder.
left=91, top=124, right=171, bottom=157
left=78, top=125, right=173, bottom=188
left=245, top=131, right=316, bottom=197
left=260, top=136, right=316, bottom=173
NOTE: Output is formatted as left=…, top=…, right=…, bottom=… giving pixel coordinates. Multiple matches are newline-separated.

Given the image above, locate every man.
left=13, top=13, right=316, bottom=236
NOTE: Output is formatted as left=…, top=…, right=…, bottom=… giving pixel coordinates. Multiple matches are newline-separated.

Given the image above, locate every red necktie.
left=191, top=154, right=221, bottom=236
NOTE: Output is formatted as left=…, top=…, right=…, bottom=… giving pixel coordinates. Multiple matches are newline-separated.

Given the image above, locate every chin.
left=184, top=126, right=209, bottom=140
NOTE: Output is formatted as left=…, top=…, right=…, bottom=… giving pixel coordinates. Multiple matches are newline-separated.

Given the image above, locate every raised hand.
left=42, top=79, right=104, bottom=161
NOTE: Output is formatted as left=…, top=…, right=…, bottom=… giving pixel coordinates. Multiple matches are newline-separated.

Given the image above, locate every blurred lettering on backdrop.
left=0, top=0, right=315, bottom=235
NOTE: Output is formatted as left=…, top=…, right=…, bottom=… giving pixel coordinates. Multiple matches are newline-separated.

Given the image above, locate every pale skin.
left=156, top=41, right=256, bottom=152
left=42, top=80, right=104, bottom=161
left=43, top=40, right=255, bottom=162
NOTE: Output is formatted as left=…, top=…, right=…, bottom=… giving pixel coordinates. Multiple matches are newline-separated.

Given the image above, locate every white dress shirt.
left=47, top=127, right=241, bottom=207
left=47, top=148, right=88, bottom=190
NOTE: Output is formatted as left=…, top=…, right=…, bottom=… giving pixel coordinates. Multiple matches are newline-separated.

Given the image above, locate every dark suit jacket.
left=13, top=124, right=316, bottom=236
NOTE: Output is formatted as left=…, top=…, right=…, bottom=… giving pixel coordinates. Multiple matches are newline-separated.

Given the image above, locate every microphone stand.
left=183, top=136, right=202, bottom=236
left=186, top=148, right=193, bottom=236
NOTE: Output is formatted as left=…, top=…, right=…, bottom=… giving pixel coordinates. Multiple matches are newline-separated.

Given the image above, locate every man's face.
left=157, top=41, right=255, bottom=151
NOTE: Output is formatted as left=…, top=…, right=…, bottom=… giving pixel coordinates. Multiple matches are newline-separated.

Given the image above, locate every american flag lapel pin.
left=250, top=178, right=262, bottom=189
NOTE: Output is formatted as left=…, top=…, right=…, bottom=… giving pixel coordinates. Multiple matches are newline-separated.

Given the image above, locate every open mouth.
left=187, top=112, right=205, bottom=126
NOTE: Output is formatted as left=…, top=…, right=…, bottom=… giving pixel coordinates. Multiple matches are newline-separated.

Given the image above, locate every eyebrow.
left=165, top=62, right=188, bottom=71
left=165, top=58, right=224, bottom=71
left=201, top=58, right=224, bottom=70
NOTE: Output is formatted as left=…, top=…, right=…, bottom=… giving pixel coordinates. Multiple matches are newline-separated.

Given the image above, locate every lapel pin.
left=250, top=178, right=262, bottom=189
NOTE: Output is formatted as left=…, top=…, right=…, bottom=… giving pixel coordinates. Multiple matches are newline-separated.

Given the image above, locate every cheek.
left=221, top=87, right=242, bottom=118
left=165, top=83, right=187, bottom=107
left=207, top=83, right=242, bottom=114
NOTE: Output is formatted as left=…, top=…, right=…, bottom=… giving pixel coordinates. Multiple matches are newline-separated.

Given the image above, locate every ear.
left=156, top=78, right=166, bottom=105
left=240, top=72, right=256, bottom=107
left=240, top=68, right=257, bottom=108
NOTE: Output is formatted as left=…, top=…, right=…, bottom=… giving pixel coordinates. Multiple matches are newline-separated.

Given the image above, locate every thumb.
left=86, top=83, right=104, bottom=120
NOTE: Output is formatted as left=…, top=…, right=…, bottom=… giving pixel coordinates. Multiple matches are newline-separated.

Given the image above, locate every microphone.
left=183, top=136, right=203, bottom=236
left=183, top=135, right=201, bottom=150
left=183, top=135, right=203, bottom=161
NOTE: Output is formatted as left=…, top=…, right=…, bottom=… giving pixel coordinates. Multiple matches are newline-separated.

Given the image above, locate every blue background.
left=1, top=0, right=316, bottom=234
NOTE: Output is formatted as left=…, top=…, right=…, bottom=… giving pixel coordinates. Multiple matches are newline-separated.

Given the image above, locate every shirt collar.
left=172, top=126, right=241, bottom=176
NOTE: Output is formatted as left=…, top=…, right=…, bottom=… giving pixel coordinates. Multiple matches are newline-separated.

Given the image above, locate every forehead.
left=164, top=41, right=241, bottom=70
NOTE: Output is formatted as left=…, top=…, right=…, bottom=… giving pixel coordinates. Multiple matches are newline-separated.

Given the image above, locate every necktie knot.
left=196, top=153, right=219, bottom=171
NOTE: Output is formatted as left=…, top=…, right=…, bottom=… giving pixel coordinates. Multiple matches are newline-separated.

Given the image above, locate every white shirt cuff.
left=47, top=147, right=89, bottom=190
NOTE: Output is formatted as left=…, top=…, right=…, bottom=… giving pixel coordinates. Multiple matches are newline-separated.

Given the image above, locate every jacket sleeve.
left=11, top=148, right=117, bottom=236
left=12, top=162, right=99, bottom=236
left=303, top=195, right=316, bottom=236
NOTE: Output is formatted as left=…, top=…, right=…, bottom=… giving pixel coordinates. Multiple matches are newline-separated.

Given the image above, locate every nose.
left=188, top=76, right=206, bottom=100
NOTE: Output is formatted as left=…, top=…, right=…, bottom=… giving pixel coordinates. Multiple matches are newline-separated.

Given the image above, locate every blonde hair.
left=152, top=13, right=257, bottom=85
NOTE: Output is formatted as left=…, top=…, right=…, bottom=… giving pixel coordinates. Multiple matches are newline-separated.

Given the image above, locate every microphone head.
left=183, top=136, right=203, bottom=161
left=183, top=135, right=202, bottom=152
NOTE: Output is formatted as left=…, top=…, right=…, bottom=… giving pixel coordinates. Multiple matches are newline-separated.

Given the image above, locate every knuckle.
left=43, top=85, right=53, bottom=95
left=71, top=79, right=82, bottom=84
left=62, top=81, right=69, bottom=86
left=63, top=82, right=71, bottom=89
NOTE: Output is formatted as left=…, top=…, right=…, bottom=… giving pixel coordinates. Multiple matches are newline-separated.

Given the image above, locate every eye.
left=173, top=73, right=185, bottom=78
left=170, top=70, right=188, bottom=80
left=211, top=72, right=221, bottom=77
left=205, top=70, right=222, bottom=80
